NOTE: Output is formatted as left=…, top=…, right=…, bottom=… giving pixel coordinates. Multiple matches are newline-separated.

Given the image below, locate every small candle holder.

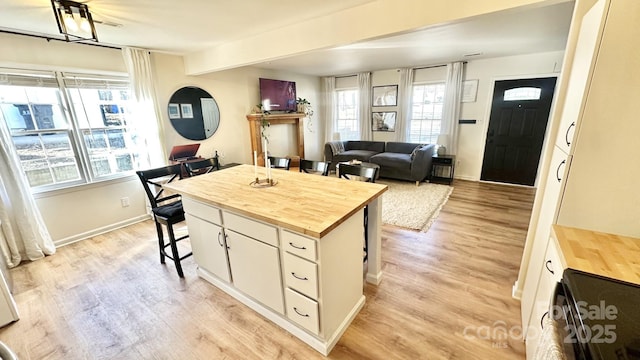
left=250, top=177, right=277, bottom=188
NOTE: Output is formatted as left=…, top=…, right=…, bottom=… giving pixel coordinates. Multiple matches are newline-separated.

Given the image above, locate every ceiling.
left=0, top=0, right=575, bottom=76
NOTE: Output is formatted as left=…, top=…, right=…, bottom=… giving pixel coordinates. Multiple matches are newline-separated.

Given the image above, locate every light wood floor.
left=0, top=180, right=535, bottom=360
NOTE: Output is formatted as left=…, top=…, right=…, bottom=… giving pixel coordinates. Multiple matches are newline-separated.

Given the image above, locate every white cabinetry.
left=183, top=199, right=230, bottom=283
left=521, top=0, right=606, bottom=340
left=525, top=237, right=563, bottom=359
left=182, top=197, right=365, bottom=355
left=522, top=0, right=640, bottom=357
left=226, top=228, right=284, bottom=314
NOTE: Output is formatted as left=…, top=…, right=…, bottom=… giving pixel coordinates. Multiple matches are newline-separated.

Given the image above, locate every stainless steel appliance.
left=554, top=269, right=640, bottom=359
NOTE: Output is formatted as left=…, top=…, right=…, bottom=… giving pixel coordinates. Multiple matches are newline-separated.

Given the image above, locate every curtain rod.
left=413, top=61, right=467, bottom=71
left=0, top=29, right=121, bottom=50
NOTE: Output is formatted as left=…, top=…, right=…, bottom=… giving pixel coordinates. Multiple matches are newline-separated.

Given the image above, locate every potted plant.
left=296, top=98, right=314, bottom=131
left=296, top=97, right=313, bottom=117
left=254, top=103, right=271, bottom=141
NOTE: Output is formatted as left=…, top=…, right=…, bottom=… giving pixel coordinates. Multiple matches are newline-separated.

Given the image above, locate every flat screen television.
left=259, top=78, right=296, bottom=112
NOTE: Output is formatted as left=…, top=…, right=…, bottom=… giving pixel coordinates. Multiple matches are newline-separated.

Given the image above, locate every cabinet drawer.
left=285, top=288, right=319, bottom=335
left=282, top=230, right=317, bottom=262
left=182, top=197, right=222, bottom=225
left=223, top=211, right=278, bottom=247
left=283, top=252, right=318, bottom=299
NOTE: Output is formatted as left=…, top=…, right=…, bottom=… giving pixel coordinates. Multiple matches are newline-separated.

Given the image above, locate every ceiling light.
left=51, top=0, right=98, bottom=43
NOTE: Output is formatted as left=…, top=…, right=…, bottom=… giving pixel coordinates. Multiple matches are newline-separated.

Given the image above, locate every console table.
left=246, top=113, right=305, bottom=166
left=164, top=165, right=387, bottom=355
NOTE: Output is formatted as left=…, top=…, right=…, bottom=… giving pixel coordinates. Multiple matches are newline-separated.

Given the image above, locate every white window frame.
left=0, top=68, right=149, bottom=193
left=408, top=81, right=446, bottom=144
left=335, top=88, right=359, bottom=141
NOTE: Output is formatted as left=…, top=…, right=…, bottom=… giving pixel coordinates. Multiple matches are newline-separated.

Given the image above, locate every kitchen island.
left=164, top=164, right=387, bottom=355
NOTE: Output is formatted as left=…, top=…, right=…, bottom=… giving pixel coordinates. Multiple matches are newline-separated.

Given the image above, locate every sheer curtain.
left=0, top=119, right=55, bottom=268
left=122, top=47, right=166, bottom=167
left=322, top=76, right=337, bottom=143
left=396, top=68, right=414, bottom=142
left=357, top=72, right=372, bottom=140
left=441, top=62, right=464, bottom=154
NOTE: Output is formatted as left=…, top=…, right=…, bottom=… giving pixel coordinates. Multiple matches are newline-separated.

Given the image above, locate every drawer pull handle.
left=540, top=311, right=549, bottom=329
left=293, top=307, right=310, bottom=317
left=565, top=122, right=575, bottom=146
left=545, top=260, right=555, bottom=275
left=291, top=272, right=308, bottom=281
left=289, top=242, right=306, bottom=250
left=217, top=231, right=224, bottom=247
left=556, top=159, right=566, bottom=182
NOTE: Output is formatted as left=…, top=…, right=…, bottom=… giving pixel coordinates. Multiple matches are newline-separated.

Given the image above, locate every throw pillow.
left=410, top=145, right=424, bottom=160
left=330, top=141, right=345, bottom=155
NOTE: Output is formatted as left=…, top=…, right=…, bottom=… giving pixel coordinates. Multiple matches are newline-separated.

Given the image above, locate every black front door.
left=480, top=77, right=557, bottom=186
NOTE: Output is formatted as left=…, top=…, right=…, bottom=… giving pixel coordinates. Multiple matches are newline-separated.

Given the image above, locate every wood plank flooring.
left=0, top=180, right=535, bottom=359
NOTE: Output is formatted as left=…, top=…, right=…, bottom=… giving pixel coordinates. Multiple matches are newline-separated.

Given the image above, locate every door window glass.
left=504, top=87, right=541, bottom=101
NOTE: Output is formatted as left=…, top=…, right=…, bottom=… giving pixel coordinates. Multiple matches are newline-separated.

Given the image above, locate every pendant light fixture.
left=51, top=0, right=98, bottom=42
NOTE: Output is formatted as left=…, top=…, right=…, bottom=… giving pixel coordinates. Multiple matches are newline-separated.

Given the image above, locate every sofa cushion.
left=410, top=144, right=428, bottom=160
left=386, top=142, right=422, bottom=154
left=370, top=152, right=411, bottom=170
left=335, top=150, right=380, bottom=162
left=345, top=141, right=385, bottom=153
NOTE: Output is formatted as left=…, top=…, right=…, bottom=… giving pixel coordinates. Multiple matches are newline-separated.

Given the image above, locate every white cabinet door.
left=521, top=146, right=570, bottom=337
left=525, top=238, right=563, bottom=359
left=554, top=0, right=608, bottom=154
left=185, top=214, right=230, bottom=282
left=226, top=230, right=284, bottom=314
left=557, top=0, right=640, bottom=238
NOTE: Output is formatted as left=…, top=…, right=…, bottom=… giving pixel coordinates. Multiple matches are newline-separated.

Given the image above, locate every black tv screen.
left=259, top=78, right=296, bottom=112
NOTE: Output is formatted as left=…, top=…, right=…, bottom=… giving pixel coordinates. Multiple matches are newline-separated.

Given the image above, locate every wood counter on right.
left=552, top=224, right=640, bottom=285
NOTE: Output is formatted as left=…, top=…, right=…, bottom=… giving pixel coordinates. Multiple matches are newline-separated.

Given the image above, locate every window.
left=504, top=87, right=541, bottom=101
left=409, top=82, right=445, bottom=143
left=335, top=89, right=359, bottom=141
left=0, top=69, right=147, bottom=191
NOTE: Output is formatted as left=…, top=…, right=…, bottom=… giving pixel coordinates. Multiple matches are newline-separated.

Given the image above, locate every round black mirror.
left=168, top=86, right=220, bottom=140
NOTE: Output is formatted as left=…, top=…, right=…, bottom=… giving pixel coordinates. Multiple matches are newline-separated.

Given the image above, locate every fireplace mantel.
left=246, top=113, right=305, bottom=166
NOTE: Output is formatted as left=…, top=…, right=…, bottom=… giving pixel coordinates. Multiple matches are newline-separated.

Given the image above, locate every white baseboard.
left=54, top=214, right=151, bottom=247
left=512, top=280, right=522, bottom=300
left=197, top=267, right=365, bottom=356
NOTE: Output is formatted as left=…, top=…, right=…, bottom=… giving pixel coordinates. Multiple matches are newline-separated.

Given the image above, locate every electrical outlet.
left=120, top=197, right=130, bottom=207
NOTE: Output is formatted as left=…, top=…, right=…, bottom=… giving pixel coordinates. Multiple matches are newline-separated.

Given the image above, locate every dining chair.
left=268, top=156, right=291, bottom=170
left=184, top=157, right=220, bottom=177
left=338, top=164, right=379, bottom=263
left=136, top=164, right=192, bottom=277
left=299, top=159, right=330, bottom=176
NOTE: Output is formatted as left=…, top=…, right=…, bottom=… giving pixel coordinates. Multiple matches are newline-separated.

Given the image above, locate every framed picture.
left=372, top=111, right=396, bottom=132
left=462, top=79, right=479, bottom=103
left=168, top=103, right=180, bottom=119
left=180, top=103, right=194, bottom=118
left=372, top=85, right=398, bottom=106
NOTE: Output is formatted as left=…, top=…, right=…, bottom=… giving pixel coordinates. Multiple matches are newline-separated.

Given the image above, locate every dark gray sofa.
left=324, top=140, right=436, bottom=183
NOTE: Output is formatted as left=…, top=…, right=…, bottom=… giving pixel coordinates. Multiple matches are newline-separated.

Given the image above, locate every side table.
left=431, top=154, right=455, bottom=185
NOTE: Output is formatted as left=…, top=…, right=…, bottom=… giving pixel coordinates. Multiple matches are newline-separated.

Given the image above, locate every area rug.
left=379, top=179, right=453, bottom=232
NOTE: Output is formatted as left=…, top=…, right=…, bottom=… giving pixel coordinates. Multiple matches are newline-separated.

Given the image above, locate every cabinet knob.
left=556, top=159, right=566, bottom=182
left=293, top=307, right=310, bottom=317
left=540, top=311, right=549, bottom=329
left=565, top=122, right=575, bottom=147
left=545, top=260, right=555, bottom=275
left=291, top=272, right=308, bottom=281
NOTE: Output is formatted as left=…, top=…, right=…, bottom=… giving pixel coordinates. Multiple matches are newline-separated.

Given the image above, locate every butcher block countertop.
left=163, top=164, right=387, bottom=238
left=552, top=224, right=640, bottom=285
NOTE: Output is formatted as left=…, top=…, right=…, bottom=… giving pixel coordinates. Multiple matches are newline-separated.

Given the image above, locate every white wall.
left=0, top=33, right=148, bottom=245
left=458, top=51, right=564, bottom=181
left=363, top=51, right=564, bottom=181
left=152, top=53, right=323, bottom=165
